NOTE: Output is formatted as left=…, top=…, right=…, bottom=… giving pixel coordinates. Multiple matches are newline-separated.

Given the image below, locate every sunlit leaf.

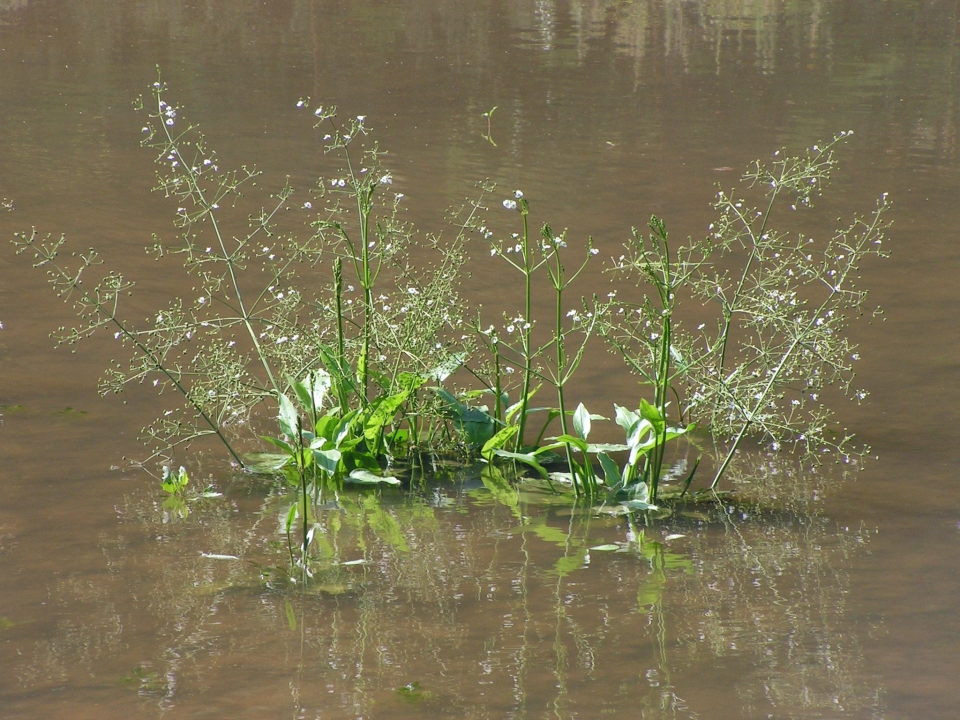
left=346, top=469, right=401, bottom=485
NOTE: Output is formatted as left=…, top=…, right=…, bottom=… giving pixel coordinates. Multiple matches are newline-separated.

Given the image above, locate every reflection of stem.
left=551, top=509, right=577, bottom=719
left=517, top=528, right=531, bottom=719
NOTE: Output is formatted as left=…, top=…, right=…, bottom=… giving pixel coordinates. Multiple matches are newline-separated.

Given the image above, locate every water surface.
left=1, top=1, right=959, bottom=718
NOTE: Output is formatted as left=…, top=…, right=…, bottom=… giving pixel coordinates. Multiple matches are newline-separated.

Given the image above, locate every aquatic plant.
left=12, top=79, right=885, bottom=507
left=12, top=77, right=472, bottom=472
left=606, top=132, right=888, bottom=488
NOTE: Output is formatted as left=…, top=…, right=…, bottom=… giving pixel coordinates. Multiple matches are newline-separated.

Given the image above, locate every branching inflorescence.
left=13, top=81, right=887, bottom=509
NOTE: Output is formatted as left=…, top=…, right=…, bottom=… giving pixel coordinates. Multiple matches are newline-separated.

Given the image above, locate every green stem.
left=515, top=206, right=533, bottom=452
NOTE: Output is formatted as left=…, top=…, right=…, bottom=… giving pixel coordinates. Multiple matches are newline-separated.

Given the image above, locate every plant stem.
left=515, top=204, right=533, bottom=452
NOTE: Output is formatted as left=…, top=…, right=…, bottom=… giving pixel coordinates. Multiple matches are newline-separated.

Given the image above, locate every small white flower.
left=314, top=107, right=323, bottom=116
left=379, top=174, right=393, bottom=185
left=141, top=126, right=149, bottom=133
left=589, top=247, right=599, bottom=255
left=502, top=199, right=517, bottom=210
left=357, top=115, right=366, bottom=121
left=303, top=202, right=312, bottom=209
left=323, top=134, right=331, bottom=141
left=407, top=287, right=419, bottom=295
left=165, top=118, right=175, bottom=126
left=296, top=100, right=305, bottom=108
left=514, top=190, right=523, bottom=199
left=490, top=247, right=497, bottom=256
left=198, top=297, right=206, bottom=304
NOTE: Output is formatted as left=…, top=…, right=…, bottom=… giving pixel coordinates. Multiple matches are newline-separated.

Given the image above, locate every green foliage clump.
left=12, top=80, right=887, bottom=515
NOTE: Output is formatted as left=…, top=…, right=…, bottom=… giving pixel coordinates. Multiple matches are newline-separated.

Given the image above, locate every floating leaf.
left=347, top=469, right=400, bottom=485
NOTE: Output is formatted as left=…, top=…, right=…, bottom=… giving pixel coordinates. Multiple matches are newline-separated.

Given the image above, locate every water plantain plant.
left=11, top=77, right=886, bottom=510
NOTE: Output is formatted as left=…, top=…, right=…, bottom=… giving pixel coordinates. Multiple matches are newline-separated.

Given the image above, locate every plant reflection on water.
left=19, top=449, right=883, bottom=719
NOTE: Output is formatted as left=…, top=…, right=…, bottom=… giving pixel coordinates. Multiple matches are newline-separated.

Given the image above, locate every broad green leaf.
left=505, top=384, right=540, bottom=425
left=639, top=398, right=664, bottom=427
left=292, top=370, right=332, bottom=414
left=363, top=390, right=409, bottom=444
left=396, top=371, right=427, bottom=393
left=546, top=434, right=589, bottom=455
left=346, top=469, right=401, bottom=486
left=312, top=448, right=342, bottom=474
left=572, top=402, right=591, bottom=440
left=598, top=452, right=621, bottom=488
left=434, top=387, right=495, bottom=447
left=589, top=544, right=620, bottom=552
left=278, top=392, right=299, bottom=439
left=244, top=452, right=291, bottom=473
left=481, top=425, right=519, bottom=461
left=491, top=449, right=548, bottom=479
left=614, top=405, right=639, bottom=433
left=261, top=435, right=293, bottom=453
left=586, top=443, right=630, bottom=454
left=620, top=499, right=659, bottom=512
left=284, top=502, right=298, bottom=535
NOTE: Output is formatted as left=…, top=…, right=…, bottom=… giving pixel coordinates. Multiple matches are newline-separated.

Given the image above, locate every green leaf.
left=244, top=452, right=291, bottom=473
left=284, top=503, right=298, bottom=535
left=505, top=384, right=540, bottom=425
left=491, top=449, right=549, bottom=479
left=572, top=402, right=591, bottom=440
left=621, top=498, right=659, bottom=512
left=261, top=435, right=294, bottom=454
left=481, top=425, right=519, bottom=461
left=614, top=405, right=639, bottom=433
left=546, top=434, right=589, bottom=455
left=434, top=387, right=495, bottom=448
left=284, top=600, right=297, bottom=631
left=312, top=448, right=342, bottom=474
left=586, top=443, right=630, bottom=454
left=589, top=544, right=621, bottom=552
left=290, top=370, right=332, bottom=416
left=396, top=371, right=427, bottom=393
left=639, top=398, right=664, bottom=428
left=363, top=390, right=409, bottom=445
left=346, top=469, right=401, bottom=486
left=278, top=392, right=299, bottom=439
left=598, top=452, right=621, bottom=488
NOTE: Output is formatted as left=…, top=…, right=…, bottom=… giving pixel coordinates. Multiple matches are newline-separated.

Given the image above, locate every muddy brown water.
left=1, top=1, right=959, bottom=718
